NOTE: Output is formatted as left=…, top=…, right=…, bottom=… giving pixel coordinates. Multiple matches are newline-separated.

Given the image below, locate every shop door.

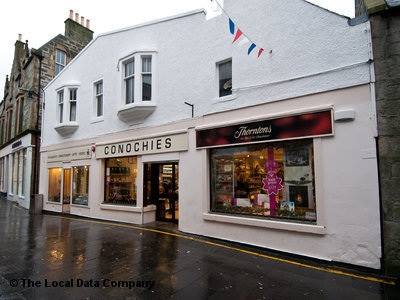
left=62, top=169, right=71, bottom=213
left=144, top=162, right=179, bottom=223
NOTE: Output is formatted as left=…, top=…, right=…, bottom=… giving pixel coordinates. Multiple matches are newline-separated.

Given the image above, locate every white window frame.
left=57, top=90, right=64, bottom=124
left=94, top=80, right=103, bottom=117
left=141, top=55, right=152, bottom=101
left=123, top=58, right=135, bottom=104
left=69, top=88, right=77, bottom=122
left=55, top=49, right=66, bottom=75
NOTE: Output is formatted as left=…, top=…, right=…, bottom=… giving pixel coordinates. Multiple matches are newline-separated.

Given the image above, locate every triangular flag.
left=232, top=29, right=243, bottom=43
left=228, top=18, right=235, bottom=35
left=238, top=36, right=250, bottom=47
left=257, top=48, right=265, bottom=58
left=248, top=43, right=256, bottom=55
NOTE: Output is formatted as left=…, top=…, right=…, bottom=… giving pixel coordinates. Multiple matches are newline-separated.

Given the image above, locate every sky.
left=0, top=0, right=355, bottom=97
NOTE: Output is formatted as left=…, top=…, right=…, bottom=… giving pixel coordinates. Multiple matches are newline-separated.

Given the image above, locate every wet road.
left=0, top=199, right=398, bottom=299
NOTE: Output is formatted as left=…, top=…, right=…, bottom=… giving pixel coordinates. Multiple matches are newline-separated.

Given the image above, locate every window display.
left=105, top=157, right=137, bottom=206
left=72, top=166, right=89, bottom=205
left=210, top=139, right=316, bottom=222
left=48, top=168, right=62, bottom=202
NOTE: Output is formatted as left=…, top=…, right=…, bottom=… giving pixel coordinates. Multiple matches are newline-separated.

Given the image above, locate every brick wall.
left=371, top=8, right=400, bottom=276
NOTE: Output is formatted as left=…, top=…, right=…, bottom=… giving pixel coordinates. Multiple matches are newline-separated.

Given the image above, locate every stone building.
left=355, top=0, right=400, bottom=276
left=0, top=11, right=93, bottom=209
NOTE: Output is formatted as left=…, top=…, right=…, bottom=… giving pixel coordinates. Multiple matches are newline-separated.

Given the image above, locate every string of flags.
left=212, top=0, right=271, bottom=59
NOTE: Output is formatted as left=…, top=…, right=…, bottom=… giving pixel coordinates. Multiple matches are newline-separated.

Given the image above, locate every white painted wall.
left=42, top=0, right=371, bottom=147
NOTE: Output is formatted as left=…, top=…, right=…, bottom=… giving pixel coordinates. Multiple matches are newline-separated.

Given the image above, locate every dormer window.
left=124, top=59, right=135, bottom=104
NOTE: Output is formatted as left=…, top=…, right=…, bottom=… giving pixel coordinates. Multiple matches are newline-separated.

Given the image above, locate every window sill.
left=202, top=213, right=326, bottom=235
left=100, top=203, right=156, bottom=213
left=213, top=93, right=237, bottom=104
left=90, top=117, right=104, bottom=124
left=54, top=122, right=79, bottom=135
left=117, top=102, right=156, bottom=124
left=70, top=203, right=90, bottom=209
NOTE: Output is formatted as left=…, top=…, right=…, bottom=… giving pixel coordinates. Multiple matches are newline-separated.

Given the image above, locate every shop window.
left=218, top=59, right=232, bottom=97
left=55, top=49, right=66, bottom=75
left=12, top=153, right=18, bottom=194
left=210, top=139, right=316, bottom=223
left=95, top=80, right=103, bottom=117
left=48, top=168, right=62, bottom=202
left=69, top=88, right=77, bottom=122
left=105, top=157, right=137, bottom=206
left=17, top=150, right=25, bottom=196
left=0, top=158, right=3, bottom=192
left=141, top=56, right=152, bottom=101
left=72, top=166, right=89, bottom=205
left=124, top=59, right=135, bottom=104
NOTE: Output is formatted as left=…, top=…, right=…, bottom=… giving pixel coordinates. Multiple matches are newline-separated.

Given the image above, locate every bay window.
left=210, top=139, right=316, bottom=223
left=124, top=59, right=135, bottom=104
left=141, top=56, right=152, bottom=101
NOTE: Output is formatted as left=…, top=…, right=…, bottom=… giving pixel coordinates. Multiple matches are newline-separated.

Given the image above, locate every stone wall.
left=370, top=8, right=400, bottom=275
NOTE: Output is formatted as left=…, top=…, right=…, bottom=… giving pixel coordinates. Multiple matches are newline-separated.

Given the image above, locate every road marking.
left=54, top=214, right=396, bottom=286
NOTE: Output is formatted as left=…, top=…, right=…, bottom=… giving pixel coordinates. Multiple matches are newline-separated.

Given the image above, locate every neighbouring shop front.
left=196, top=109, right=333, bottom=224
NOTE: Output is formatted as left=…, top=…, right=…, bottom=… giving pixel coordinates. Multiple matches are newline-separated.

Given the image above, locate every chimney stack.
left=86, top=19, right=90, bottom=29
left=75, top=12, right=79, bottom=22
left=80, top=16, right=84, bottom=25
left=69, top=10, right=73, bottom=19
left=18, top=34, right=22, bottom=41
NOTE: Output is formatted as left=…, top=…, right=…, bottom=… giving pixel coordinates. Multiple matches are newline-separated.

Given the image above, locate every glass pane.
left=59, top=103, right=63, bottom=123
left=58, top=91, right=64, bottom=103
left=125, top=60, right=134, bottom=77
left=17, top=151, right=23, bottom=196
left=69, top=102, right=76, bottom=121
left=48, top=168, right=62, bottom=202
left=96, top=81, right=103, bottom=95
left=142, top=74, right=152, bottom=101
left=63, top=169, right=71, bottom=204
left=55, top=64, right=64, bottom=75
left=105, top=157, right=137, bottom=206
left=12, top=153, right=18, bottom=194
left=97, top=95, right=103, bottom=117
left=125, top=77, right=134, bottom=104
left=142, top=56, right=152, bottom=73
left=210, top=139, right=316, bottom=223
left=70, top=89, right=77, bottom=100
left=72, top=166, right=89, bottom=205
left=219, top=60, right=232, bottom=97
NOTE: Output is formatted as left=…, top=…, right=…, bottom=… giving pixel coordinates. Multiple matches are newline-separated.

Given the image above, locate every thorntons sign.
left=196, top=110, right=333, bottom=148
left=96, top=132, right=188, bottom=159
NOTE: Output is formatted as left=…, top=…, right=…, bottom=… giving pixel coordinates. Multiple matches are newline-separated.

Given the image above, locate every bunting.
left=212, top=0, right=270, bottom=59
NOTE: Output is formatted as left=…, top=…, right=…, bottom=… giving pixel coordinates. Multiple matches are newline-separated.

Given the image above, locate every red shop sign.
left=196, top=110, right=333, bottom=148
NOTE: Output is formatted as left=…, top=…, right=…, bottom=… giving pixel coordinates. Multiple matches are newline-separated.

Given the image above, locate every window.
left=95, top=81, right=103, bottom=117
left=18, top=98, right=24, bottom=133
left=72, top=166, right=89, bottom=205
left=124, top=59, right=135, bottom=104
left=6, top=110, right=13, bottom=140
left=210, top=139, right=316, bottom=223
left=141, top=56, right=152, bottom=101
left=48, top=168, right=62, bottom=202
left=55, top=49, right=66, bottom=75
left=17, top=150, right=25, bottom=196
left=69, top=88, right=77, bottom=121
left=105, top=157, right=137, bottom=206
left=12, top=152, right=18, bottom=195
left=57, top=90, right=64, bottom=123
left=218, top=60, right=232, bottom=97
left=0, top=158, right=4, bottom=192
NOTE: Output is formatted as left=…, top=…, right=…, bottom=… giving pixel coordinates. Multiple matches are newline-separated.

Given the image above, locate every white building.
left=40, top=0, right=382, bottom=269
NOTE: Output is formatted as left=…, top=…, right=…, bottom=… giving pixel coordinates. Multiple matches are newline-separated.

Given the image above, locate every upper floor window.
left=69, top=88, right=77, bottom=122
left=95, top=80, right=103, bottom=117
left=141, top=56, right=152, bottom=101
left=124, top=59, right=135, bottom=104
left=55, top=50, right=66, bottom=75
left=218, top=59, right=232, bottom=97
left=57, top=90, right=64, bottom=123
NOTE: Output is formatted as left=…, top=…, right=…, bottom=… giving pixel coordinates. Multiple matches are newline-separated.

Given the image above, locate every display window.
left=105, top=157, right=137, bottom=206
left=210, top=139, right=316, bottom=222
left=48, top=168, right=62, bottom=202
left=72, top=166, right=89, bottom=205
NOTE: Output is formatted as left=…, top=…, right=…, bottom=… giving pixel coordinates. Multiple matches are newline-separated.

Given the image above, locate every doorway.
left=62, top=168, right=71, bottom=213
left=144, top=162, right=179, bottom=223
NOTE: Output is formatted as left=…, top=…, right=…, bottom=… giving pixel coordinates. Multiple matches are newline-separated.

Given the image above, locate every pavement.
left=0, top=198, right=398, bottom=300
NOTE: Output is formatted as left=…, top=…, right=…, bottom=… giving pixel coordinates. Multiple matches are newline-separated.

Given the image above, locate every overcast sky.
left=0, top=0, right=354, bottom=97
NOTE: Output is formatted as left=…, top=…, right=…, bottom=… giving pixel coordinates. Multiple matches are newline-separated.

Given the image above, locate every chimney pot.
left=80, top=16, right=84, bottom=25
left=86, top=19, right=90, bottom=29
left=18, top=34, right=22, bottom=41
left=75, top=12, right=79, bottom=22
left=69, top=10, right=73, bottom=19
